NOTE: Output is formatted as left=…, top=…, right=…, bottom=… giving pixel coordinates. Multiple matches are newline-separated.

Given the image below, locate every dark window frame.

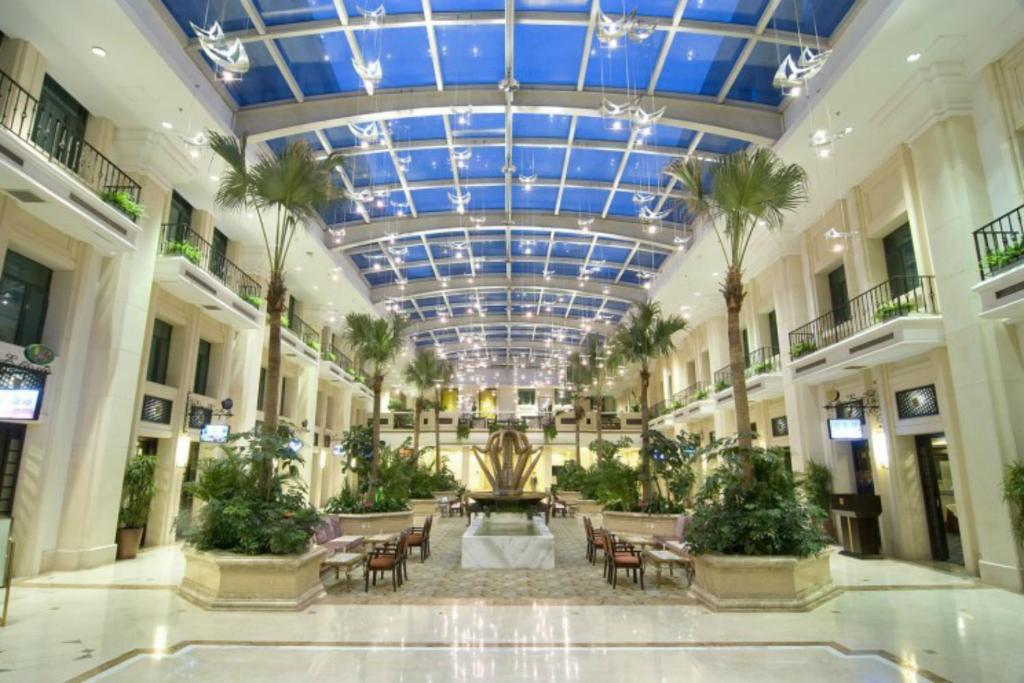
left=0, top=250, right=53, bottom=347
left=193, top=339, right=212, bottom=396
left=146, top=319, right=173, bottom=385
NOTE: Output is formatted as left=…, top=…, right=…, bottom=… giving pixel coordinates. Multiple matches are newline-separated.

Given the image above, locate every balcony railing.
left=160, top=223, right=262, bottom=306
left=285, top=312, right=320, bottom=351
left=321, top=343, right=354, bottom=370
left=682, top=381, right=709, bottom=403
left=973, top=203, right=1024, bottom=280
left=789, top=275, right=939, bottom=359
left=0, top=69, right=141, bottom=217
left=713, top=347, right=781, bottom=388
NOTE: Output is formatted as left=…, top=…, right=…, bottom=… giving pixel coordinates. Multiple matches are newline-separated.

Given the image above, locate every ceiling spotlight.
left=906, top=52, right=922, bottom=63
left=161, top=121, right=174, bottom=130
left=91, top=46, right=107, bottom=57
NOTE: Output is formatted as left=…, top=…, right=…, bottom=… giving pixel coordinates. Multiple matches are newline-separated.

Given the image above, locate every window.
left=828, top=265, right=850, bottom=324
left=287, top=295, right=298, bottom=331
left=517, top=389, right=535, bottom=405
left=0, top=251, right=53, bottom=346
left=146, top=319, right=172, bottom=384
left=167, top=192, right=193, bottom=231
left=767, top=310, right=780, bottom=355
left=211, top=228, right=228, bottom=280
left=193, top=339, right=212, bottom=396
left=883, top=223, right=919, bottom=297
left=32, top=75, right=88, bottom=170
left=257, top=367, right=266, bottom=411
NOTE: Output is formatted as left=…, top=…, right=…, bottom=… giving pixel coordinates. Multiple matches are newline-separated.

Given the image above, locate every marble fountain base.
left=461, top=513, right=555, bottom=569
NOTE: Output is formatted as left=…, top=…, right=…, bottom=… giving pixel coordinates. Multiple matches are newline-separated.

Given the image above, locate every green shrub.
left=752, top=361, right=775, bottom=375
left=790, top=340, right=817, bottom=359
left=713, top=379, right=730, bottom=392
left=166, top=240, right=202, bottom=265
left=456, top=422, right=470, bottom=441
left=982, top=239, right=1024, bottom=273
left=687, top=443, right=829, bottom=557
left=543, top=421, right=558, bottom=442
left=1003, top=462, right=1024, bottom=543
left=321, top=349, right=337, bottom=362
left=801, top=461, right=833, bottom=512
left=184, top=426, right=322, bottom=555
left=305, top=337, right=321, bottom=351
left=101, top=189, right=144, bottom=219
left=873, top=300, right=914, bottom=322
left=587, top=437, right=640, bottom=511
left=556, top=460, right=588, bottom=492
left=242, top=293, right=263, bottom=309
left=118, top=454, right=156, bottom=529
left=694, top=388, right=709, bottom=401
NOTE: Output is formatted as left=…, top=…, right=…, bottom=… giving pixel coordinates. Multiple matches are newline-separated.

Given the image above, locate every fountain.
left=461, top=428, right=555, bottom=569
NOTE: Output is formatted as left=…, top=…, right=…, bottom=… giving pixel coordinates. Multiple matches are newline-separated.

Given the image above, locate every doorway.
left=176, top=441, right=200, bottom=540
left=916, top=434, right=963, bottom=564
left=0, top=423, right=26, bottom=516
left=850, top=440, right=875, bottom=495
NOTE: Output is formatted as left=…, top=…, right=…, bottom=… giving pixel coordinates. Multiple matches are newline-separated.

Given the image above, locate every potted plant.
left=242, top=293, right=264, bottom=309
left=101, top=188, right=145, bottom=220
left=166, top=239, right=203, bottom=265
left=982, top=238, right=1024, bottom=273
left=686, top=440, right=834, bottom=611
left=543, top=421, right=558, bottom=442
left=801, top=461, right=834, bottom=539
left=694, top=388, right=710, bottom=401
left=873, top=300, right=915, bottom=322
left=1003, top=461, right=1024, bottom=543
left=713, top=379, right=730, bottom=393
left=456, top=421, right=471, bottom=441
left=116, top=453, right=156, bottom=560
left=790, top=340, right=817, bottom=359
left=403, top=349, right=452, bottom=466
left=178, top=426, right=325, bottom=610
left=321, top=349, right=337, bottom=363
left=326, top=428, right=415, bottom=531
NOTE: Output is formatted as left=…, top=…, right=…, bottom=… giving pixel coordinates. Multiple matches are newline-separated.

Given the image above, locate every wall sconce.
left=871, top=425, right=890, bottom=469
left=174, top=435, right=192, bottom=467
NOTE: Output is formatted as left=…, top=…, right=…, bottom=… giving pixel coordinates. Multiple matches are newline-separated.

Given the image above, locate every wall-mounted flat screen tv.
left=828, top=418, right=864, bottom=441
left=199, top=424, right=230, bottom=443
left=0, top=389, right=41, bottom=420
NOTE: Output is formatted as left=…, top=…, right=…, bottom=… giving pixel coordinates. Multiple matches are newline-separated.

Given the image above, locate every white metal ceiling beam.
left=333, top=212, right=679, bottom=249
left=601, top=128, right=641, bottom=218
left=326, top=175, right=687, bottom=201
left=420, top=0, right=445, bottom=90
left=238, top=0, right=304, bottom=102
left=429, top=340, right=584, bottom=355
left=356, top=254, right=660, bottom=275
left=648, top=0, right=690, bottom=94
left=368, top=275, right=645, bottom=303
left=378, top=123, right=418, bottom=217
left=716, top=0, right=784, bottom=103
left=237, top=88, right=782, bottom=146
left=553, top=116, right=578, bottom=215
left=409, top=314, right=613, bottom=335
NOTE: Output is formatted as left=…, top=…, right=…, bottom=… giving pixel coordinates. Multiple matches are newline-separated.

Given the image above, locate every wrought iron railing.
left=714, top=348, right=779, bottom=390
left=973, top=203, right=1024, bottom=280
left=682, top=381, right=708, bottom=403
left=285, top=312, right=320, bottom=351
left=321, top=343, right=354, bottom=369
left=789, top=275, right=939, bottom=359
left=392, top=411, right=414, bottom=429
left=160, top=223, right=262, bottom=305
left=0, top=69, right=142, bottom=217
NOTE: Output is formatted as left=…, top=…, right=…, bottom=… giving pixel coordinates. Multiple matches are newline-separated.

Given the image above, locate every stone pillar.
left=909, top=115, right=1024, bottom=591
left=46, top=174, right=168, bottom=571
left=0, top=38, right=47, bottom=97
left=296, top=364, right=319, bottom=493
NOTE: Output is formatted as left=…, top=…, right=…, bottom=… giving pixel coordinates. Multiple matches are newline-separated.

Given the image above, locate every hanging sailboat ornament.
left=452, top=147, right=473, bottom=162
left=353, top=59, right=383, bottom=95
left=348, top=121, right=380, bottom=146
left=358, top=4, right=386, bottom=28
left=448, top=190, right=472, bottom=215
left=599, top=96, right=640, bottom=119
left=638, top=205, right=670, bottom=223
left=631, top=104, right=665, bottom=128
left=190, top=21, right=250, bottom=75
left=349, top=188, right=375, bottom=204
left=632, top=191, right=656, bottom=205
left=597, top=10, right=653, bottom=45
left=772, top=47, right=832, bottom=96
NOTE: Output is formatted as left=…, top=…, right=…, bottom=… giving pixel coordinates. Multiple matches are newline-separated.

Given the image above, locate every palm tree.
left=610, top=301, right=687, bottom=504
left=668, top=148, right=806, bottom=460
left=209, top=133, right=342, bottom=497
left=580, top=334, right=617, bottom=444
left=342, top=312, right=408, bottom=491
left=565, top=350, right=593, bottom=463
left=402, top=349, right=453, bottom=470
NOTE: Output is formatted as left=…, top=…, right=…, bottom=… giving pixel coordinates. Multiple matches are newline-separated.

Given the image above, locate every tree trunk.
left=370, top=373, right=383, bottom=492
left=260, top=270, right=286, bottom=498
left=595, top=395, right=603, bottom=444
left=639, top=368, right=651, bottom=505
left=574, top=402, right=582, bottom=463
left=433, top=386, right=442, bottom=471
left=412, top=398, right=421, bottom=455
left=724, top=266, right=754, bottom=482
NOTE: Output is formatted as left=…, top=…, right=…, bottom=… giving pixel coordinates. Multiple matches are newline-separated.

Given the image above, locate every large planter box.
left=558, top=490, right=583, bottom=504
left=602, top=510, right=680, bottom=537
left=410, top=499, right=438, bottom=517
left=691, top=552, right=836, bottom=612
left=336, top=510, right=415, bottom=535
left=178, top=546, right=329, bottom=611
left=575, top=500, right=604, bottom=516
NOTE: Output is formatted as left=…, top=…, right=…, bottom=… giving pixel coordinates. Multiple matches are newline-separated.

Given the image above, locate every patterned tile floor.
left=321, top=516, right=698, bottom=605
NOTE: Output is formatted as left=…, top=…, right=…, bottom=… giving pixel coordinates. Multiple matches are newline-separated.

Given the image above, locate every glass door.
left=850, top=440, right=875, bottom=496
left=916, top=434, right=962, bottom=564
left=210, top=228, right=229, bottom=281
left=0, top=423, right=26, bottom=516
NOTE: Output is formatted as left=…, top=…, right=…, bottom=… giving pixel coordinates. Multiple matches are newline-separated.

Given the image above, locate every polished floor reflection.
left=2, top=518, right=1021, bottom=681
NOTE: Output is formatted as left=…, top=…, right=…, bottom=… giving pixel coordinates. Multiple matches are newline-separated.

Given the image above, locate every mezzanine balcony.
left=971, top=203, right=1024, bottom=319
left=154, top=223, right=263, bottom=329
left=318, top=343, right=370, bottom=392
left=788, top=275, right=944, bottom=384
left=280, top=312, right=321, bottom=367
left=0, top=69, right=141, bottom=252
left=711, top=347, right=784, bottom=405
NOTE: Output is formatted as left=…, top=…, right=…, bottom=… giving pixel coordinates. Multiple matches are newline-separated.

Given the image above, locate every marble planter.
left=335, top=510, right=415, bottom=535
left=178, top=546, right=329, bottom=611
left=575, top=500, right=604, bottom=517
left=691, top=552, right=836, bottom=612
left=410, top=499, right=437, bottom=517
left=557, top=490, right=583, bottom=504
left=602, top=511, right=680, bottom=537
left=462, top=514, right=555, bottom=569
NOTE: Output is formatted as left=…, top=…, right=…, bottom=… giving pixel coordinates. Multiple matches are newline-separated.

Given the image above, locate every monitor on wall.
left=828, top=418, right=864, bottom=441
left=0, top=389, right=41, bottom=420
left=199, top=424, right=230, bottom=443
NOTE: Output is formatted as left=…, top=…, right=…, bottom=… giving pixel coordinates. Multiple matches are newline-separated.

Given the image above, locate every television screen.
left=0, top=389, right=41, bottom=420
left=331, top=443, right=345, bottom=457
left=828, top=418, right=864, bottom=440
left=287, top=438, right=303, bottom=453
left=199, top=424, right=230, bottom=443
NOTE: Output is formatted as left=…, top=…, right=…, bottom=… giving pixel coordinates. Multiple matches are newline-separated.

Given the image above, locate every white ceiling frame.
left=615, top=242, right=641, bottom=284
left=378, top=123, right=418, bottom=217
left=600, top=128, right=642, bottom=218
left=552, top=116, right=579, bottom=215
left=716, top=0, right=785, bottom=103
left=238, top=0, right=304, bottom=102
left=331, top=175, right=689, bottom=200
left=420, top=0, right=445, bottom=91
left=648, top=0, right=691, bottom=94
left=329, top=0, right=375, bottom=97
left=368, top=276, right=644, bottom=303
left=355, top=254, right=662, bottom=275
left=409, top=314, right=610, bottom=335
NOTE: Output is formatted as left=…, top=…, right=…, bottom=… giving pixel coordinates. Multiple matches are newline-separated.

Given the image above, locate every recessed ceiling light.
left=906, top=52, right=922, bottom=63
left=209, top=174, right=219, bottom=181
left=161, top=121, right=174, bottom=130
left=91, top=46, right=107, bottom=57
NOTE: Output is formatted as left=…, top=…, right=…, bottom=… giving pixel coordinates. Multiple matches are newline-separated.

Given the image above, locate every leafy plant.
left=325, top=484, right=408, bottom=513
left=670, top=149, right=807, bottom=457
left=752, top=361, right=775, bottom=375
left=305, top=337, right=321, bottom=351
left=648, top=431, right=698, bottom=508
left=512, top=419, right=528, bottom=433
left=586, top=437, right=641, bottom=511
left=608, top=302, right=686, bottom=503
left=643, top=494, right=687, bottom=514
left=101, top=188, right=144, bottom=220
left=166, top=240, right=202, bottom=265
left=790, top=340, right=817, bottom=359
left=686, top=441, right=829, bottom=557
left=982, top=238, right=1024, bottom=273
left=184, top=426, right=322, bottom=555
left=543, top=421, right=558, bottom=442
left=873, top=300, right=914, bottom=322
left=714, top=379, right=730, bottom=393
left=118, top=454, right=156, bottom=529
left=280, top=314, right=290, bottom=329
left=403, top=349, right=452, bottom=467
left=321, top=349, right=337, bottom=363
left=556, top=460, right=588, bottom=492
left=694, top=388, right=709, bottom=401
left=456, top=421, right=470, bottom=441
left=1003, top=462, right=1024, bottom=543
left=243, top=293, right=264, bottom=309
left=801, top=461, right=833, bottom=512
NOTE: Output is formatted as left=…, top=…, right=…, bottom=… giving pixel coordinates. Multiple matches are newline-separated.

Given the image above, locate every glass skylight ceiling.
left=159, top=0, right=857, bottom=368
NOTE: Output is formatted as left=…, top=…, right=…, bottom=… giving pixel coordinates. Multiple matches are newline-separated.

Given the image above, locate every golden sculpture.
left=471, top=428, right=543, bottom=496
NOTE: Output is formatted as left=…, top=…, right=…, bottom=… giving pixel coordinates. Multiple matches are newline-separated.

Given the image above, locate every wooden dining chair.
left=405, top=515, right=433, bottom=562
left=603, top=533, right=645, bottom=590
left=583, top=516, right=606, bottom=565
left=365, top=531, right=410, bottom=592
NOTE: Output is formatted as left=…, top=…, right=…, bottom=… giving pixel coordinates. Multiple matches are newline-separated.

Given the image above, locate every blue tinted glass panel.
left=349, top=151, right=398, bottom=186
left=513, top=113, right=572, bottom=139
left=726, top=41, right=797, bottom=106
left=388, top=115, right=447, bottom=143
left=584, top=32, right=665, bottom=90
left=558, top=187, right=607, bottom=214
left=436, top=26, right=504, bottom=85
left=566, top=149, right=622, bottom=182
left=697, top=133, right=749, bottom=155
left=513, top=146, right=565, bottom=179
left=404, top=148, right=452, bottom=181
left=638, top=124, right=695, bottom=149
left=550, top=241, right=589, bottom=259
left=770, top=0, right=855, bottom=37
left=516, top=25, right=586, bottom=86
left=515, top=0, right=589, bottom=11
left=356, top=28, right=435, bottom=89
left=433, top=0, right=502, bottom=8
left=620, top=151, right=673, bottom=185
left=276, top=34, right=361, bottom=96
left=265, top=132, right=323, bottom=156
left=342, top=0, right=422, bottom=16
left=459, top=147, right=505, bottom=179
left=683, top=0, right=769, bottom=25
left=451, top=113, right=505, bottom=139
left=574, top=116, right=630, bottom=142
left=254, top=0, right=336, bottom=25
left=466, top=186, right=506, bottom=212
left=163, top=0, right=249, bottom=33
left=220, top=41, right=294, bottom=105
left=605, top=191, right=638, bottom=217
left=410, top=188, right=455, bottom=213
left=512, top=186, right=558, bottom=211
left=599, top=0, right=678, bottom=16
left=323, top=125, right=358, bottom=149
left=590, top=244, right=632, bottom=263
left=655, top=34, right=744, bottom=96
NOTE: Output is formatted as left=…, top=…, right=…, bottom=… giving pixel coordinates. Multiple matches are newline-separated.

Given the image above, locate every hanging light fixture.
left=190, top=22, right=250, bottom=75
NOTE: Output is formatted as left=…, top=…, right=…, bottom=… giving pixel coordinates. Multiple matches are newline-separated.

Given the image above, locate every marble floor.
left=3, top=517, right=1021, bottom=682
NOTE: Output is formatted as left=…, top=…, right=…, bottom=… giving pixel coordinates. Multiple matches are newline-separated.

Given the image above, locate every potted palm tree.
left=668, top=149, right=806, bottom=458
left=402, top=349, right=437, bottom=456
left=565, top=350, right=593, bottom=463
left=115, top=453, right=156, bottom=560
left=609, top=301, right=686, bottom=504
left=342, top=312, right=408, bottom=496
